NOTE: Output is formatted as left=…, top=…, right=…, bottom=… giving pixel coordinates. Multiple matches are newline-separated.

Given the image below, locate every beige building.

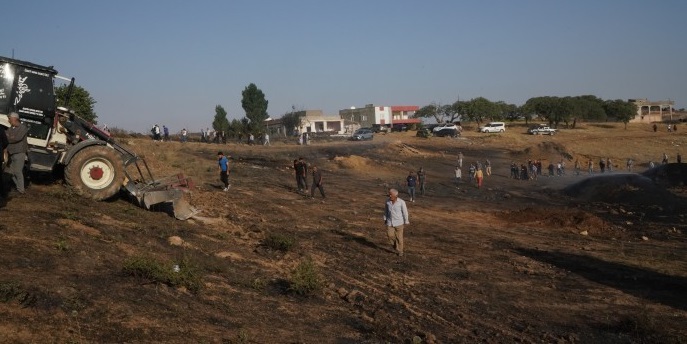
left=629, top=98, right=675, bottom=123
left=267, top=110, right=345, bottom=136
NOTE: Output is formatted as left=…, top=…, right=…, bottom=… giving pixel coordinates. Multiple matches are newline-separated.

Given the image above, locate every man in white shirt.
left=384, top=188, right=409, bottom=256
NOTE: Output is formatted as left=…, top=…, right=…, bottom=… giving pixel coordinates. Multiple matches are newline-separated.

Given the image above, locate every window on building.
left=362, top=115, right=367, bottom=121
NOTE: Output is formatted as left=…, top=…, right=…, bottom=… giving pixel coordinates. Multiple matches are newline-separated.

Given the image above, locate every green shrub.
left=0, top=281, right=23, bottom=302
left=263, top=233, right=296, bottom=252
left=289, top=259, right=323, bottom=296
left=122, top=256, right=203, bottom=293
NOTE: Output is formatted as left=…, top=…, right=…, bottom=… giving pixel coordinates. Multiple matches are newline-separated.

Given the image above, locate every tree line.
left=415, top=95, right=638, bottom=128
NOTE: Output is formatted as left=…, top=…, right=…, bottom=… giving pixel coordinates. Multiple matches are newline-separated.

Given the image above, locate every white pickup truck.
left=528, top=124, right=557, bottom=135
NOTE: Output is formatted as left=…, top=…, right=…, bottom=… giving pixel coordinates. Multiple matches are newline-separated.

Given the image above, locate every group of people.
left=291, top=157, right=324, bottom=200
left=150, top=124, right=171, bottom=142
left=653, top=123, right=678, bottom=133
left=150, top=124, right=194, bottom=143
left=452, top=152, right=488, bottom=188
left=0, top=113, right=29, bottom=203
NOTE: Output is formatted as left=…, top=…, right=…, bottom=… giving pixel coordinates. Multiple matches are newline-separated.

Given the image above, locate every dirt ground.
left=1, top=122, right=686, bottom=343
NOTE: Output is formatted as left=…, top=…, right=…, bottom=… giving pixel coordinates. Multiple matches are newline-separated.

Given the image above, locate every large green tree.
left=604, top=99, right=637, bottom=129
left=414, top=103, right=460, bottom=123
left=464, top=97, right=497, bottom=124
left=280, top=111, right=303, bottom=136
left=55, top=84, right=97, bottom=123
left=212, top=105, right=230, bottom=133
left=241, top=83, right=269, bottom=132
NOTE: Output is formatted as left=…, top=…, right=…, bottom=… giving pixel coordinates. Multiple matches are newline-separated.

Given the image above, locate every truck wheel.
left=65, top=146, right=124, bottom=200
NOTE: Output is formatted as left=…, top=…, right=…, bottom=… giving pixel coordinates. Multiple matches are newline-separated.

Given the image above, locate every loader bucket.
left=125, top=173, right=200, bottom=220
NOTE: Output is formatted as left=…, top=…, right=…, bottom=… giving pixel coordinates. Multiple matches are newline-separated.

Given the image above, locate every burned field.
left=1, top=124, right=686, bottom=343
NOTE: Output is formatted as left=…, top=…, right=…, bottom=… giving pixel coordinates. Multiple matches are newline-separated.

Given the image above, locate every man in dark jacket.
left=310, top=166, right=325, bottom=200
left=0, top=124, right=8, bottom=198
left=6, top=113, right=28, bottom=194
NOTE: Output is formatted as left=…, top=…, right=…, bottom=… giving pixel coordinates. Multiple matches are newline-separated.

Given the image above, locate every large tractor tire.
left=65, top=146, right=125, bottom=201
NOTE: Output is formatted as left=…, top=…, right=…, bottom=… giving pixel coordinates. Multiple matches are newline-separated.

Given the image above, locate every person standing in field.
left=406, top=171, right=417, bottom=202
left=295, top=157, right=308, bottom=192
left=627, top=158, right=633, bottom=172
left=475, top=167, right=484, bottom=188
left=454, top=166, right=462, bottom=183
left=574, top=159, right=581, bottom=175
left=662, top=153, right=669, bottom=164
left=217, top=151, right=230, bottom=191
left=458, top=152, right=464, bottom=168
left=0, top=124, right=8, bottom=199
left=485, top=159, right=492, bottom=176
left=587, top=159, right=593, bottom=175
left=677, top=153, right=682, bottom=164
left=6, top=113, right=28, bottom=194
left=310, top=166, right=325, bottom=200
left=384, top=188, right=409, bottom=257
left=417, top=167, right=426, bottom=196
left=180, top=128, right=188, bottom=143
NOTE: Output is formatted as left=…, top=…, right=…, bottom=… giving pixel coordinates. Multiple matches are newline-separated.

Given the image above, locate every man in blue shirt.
left=384, top=188, right=409, bottom=257
left=218, top=151, right=229, bottom=191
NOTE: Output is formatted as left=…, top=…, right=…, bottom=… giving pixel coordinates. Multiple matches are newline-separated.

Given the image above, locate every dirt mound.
left=516, top=142, right=573, bottom=161
left=564, top=174, right=679, bottom=210
left=373, top=140, right=425, bottom=157
left=333, top=155, right=372, bottom=169
left=501, top=207, right=610, bottom=233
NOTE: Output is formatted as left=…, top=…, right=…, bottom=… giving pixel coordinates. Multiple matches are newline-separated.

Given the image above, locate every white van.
left=479, top=122, right=506, bottom=133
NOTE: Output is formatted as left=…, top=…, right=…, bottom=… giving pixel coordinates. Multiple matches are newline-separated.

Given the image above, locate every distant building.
left=629, top=98, right=675, bottom=123
left=339, top=104, right=420, bottom=128
left=267, top=110, right=345, bottom=136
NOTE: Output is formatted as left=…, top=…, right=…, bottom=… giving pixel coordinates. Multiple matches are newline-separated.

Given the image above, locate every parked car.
left=416, top=128, right=433, bottom=138
left=372, top=124, right=391, bottom=133
left=528, top=124, right=557, bottom=135
left=351, top=128, right=374, bottom=141
left=432, top=123, right=458, bottom=132
left=434, top=128, right=459, bottom=138
left=479, top=122, right=506, bottom=133
left=391, top=124, right=408, bottom=132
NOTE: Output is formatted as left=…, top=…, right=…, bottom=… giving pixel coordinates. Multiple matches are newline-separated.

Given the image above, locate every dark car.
left=434, top=128, right=459, bottom=138
left=391, top=124, right=408, bottom=132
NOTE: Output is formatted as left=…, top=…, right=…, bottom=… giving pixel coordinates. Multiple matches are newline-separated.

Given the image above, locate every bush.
left=289, top=259, right=323, bottom=296
left=122, top=256, right=203, bottom=293
left=263, top=233, right=296, bottom=252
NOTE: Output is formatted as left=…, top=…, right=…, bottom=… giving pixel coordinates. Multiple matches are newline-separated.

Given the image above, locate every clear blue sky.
left=2, top=0, right=685, bottom=131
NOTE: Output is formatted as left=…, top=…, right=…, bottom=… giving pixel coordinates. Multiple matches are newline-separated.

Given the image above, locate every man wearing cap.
left=6, top=112, right=28, bottom=194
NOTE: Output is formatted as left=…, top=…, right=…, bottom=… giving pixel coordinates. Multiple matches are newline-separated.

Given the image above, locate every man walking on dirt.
left=6, top=113, right=28, bottom=194
left=417, top=167, right=426, bottom=196
left=218, top=151, right=230, bottom=191
left=310, top=166, right=325, bottom=200
left=384, top=188, right=409, bottom=257
left=406, top=171, right=417, bottom=202
left=458, top=152, right=464, bottom=168
left=475, top=167, right=484, bottom=188
left=163, top=125, right=170, bottom=142
left=295, top=157, right=308, bottom=192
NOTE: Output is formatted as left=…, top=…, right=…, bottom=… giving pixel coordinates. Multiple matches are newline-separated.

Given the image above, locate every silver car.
left=351, top=128, right=374, bottom=141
